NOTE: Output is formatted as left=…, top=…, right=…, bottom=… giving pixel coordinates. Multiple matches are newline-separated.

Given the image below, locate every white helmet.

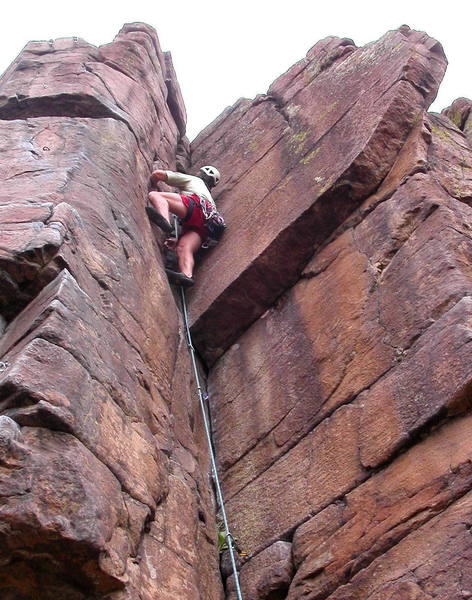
left=199, top=165, right=220, bottom=186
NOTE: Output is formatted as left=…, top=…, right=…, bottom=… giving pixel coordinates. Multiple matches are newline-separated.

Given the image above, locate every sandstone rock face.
left=0, top=24, right=221, bottom=600
left=2, top=21, right=471, bottom=600
left=290, top=412, right=472, bottom=599
left=189, top=27, right=447, bottom=365
left=442, top=96, right=472, bottom=145
left=189, top=26, right=472, bottom=600
left=227, top=541, right=293, bottom=600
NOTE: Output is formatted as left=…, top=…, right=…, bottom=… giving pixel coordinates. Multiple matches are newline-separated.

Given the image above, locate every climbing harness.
left=189, top=195, right=226, bottom=247
left=203, top=212, right=226, bottom=247
left=173, top=213, right=243, bottom=599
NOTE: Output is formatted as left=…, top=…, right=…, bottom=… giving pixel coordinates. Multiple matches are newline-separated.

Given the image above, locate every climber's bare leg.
left=148, top=191, right=187, bottom=223
left=176, top=231, right=203, bottom=278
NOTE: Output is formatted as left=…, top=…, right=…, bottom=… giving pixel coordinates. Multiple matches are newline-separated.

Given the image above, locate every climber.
left=146, top=165, right=224, bottom=288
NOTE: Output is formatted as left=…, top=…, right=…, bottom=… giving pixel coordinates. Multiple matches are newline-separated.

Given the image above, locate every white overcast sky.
left=0, top=0, right=470, bottom=140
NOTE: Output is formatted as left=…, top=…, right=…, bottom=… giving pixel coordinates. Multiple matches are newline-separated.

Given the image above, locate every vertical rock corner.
left=1, top=20, right=472, bottom=600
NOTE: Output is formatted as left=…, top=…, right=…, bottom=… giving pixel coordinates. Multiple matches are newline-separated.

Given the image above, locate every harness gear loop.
left=179, top=284, right=244, bottom=600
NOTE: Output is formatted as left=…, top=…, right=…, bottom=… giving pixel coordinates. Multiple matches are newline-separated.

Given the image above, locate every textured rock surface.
left=189, top=27, right=447, bottom=365
left=0, top=24, right=222, bottom=600
left=323, top=489, right=472, bottom=600
left=2, top=21, right=472, bottom=600
left=289, top=412, right=472, bottom=599
left=189, top=25, right=472, bottom=600
left=442, top=96, right=472, bottom=145
left=227, top=541, right=293, bottom=600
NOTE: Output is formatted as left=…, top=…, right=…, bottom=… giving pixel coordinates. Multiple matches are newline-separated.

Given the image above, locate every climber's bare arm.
left=151, top=169, right=168, bottom=184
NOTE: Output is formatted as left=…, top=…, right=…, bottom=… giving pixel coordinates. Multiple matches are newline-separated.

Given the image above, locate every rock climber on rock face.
left=147, top=165, right=224, bottom=288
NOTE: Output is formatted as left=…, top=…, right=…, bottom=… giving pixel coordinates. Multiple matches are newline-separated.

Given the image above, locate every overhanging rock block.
left=207, top=173, right=459, bottom=493
left=189, top=27, right=447, bottom=365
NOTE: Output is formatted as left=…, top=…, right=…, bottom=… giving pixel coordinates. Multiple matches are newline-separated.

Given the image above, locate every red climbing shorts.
left=180, top=193, right=207, bottom=242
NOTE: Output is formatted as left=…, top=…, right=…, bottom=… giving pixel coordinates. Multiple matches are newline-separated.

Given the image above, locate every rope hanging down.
left=179, top=285, right=244, bottom=600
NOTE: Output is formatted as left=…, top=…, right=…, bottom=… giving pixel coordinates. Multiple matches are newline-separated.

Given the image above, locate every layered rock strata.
left=2, top=20, right=472, bottom=600
left=0, top=25, right=222, bottom=600
left=189, top=27, right=447, bottom=365
left=190, top=27, right=472, bottom=599
left=443, top=97, right=472, bottom=145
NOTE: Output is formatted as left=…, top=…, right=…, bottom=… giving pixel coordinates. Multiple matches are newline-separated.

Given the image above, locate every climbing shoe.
left=146, top=206, right=174, bottom=234
left=165, top=269, right=195, bottom=288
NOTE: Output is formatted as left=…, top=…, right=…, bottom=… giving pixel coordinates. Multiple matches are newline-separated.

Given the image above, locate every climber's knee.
left=148, top=191, right=160, bottom=204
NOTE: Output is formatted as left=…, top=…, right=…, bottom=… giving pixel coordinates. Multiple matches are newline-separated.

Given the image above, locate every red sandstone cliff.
left=0, top=24, right=222, bottom=600
left=190, top=26, right=472, bottom=600
left=0, top=21, right=472, bottom=600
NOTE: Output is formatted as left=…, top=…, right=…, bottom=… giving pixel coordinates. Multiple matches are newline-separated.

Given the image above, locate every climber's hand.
left=151, top=169, right=167, bottom=183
